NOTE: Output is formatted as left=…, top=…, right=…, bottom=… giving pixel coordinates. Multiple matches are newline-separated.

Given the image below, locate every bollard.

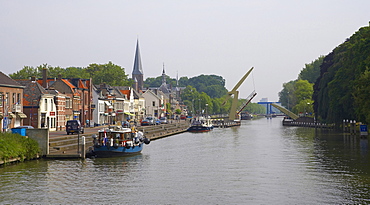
left=343, top=119, right=345, bottom=132
left=82, top=136, right=86, bottom=159
left=353, top=120, right=356, bottom=134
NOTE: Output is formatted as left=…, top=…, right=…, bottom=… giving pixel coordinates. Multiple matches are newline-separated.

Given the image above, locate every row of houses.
left=0, top=69, right=185, bottom=132
left=1, top=40, right=187, bottom=132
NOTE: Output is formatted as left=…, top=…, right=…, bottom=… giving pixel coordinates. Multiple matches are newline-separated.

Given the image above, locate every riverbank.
left=46, top=120, right=190, bottom=159
left=0, top=121, right=190, bottom=164
left=0, top=133, right=40, bottom=165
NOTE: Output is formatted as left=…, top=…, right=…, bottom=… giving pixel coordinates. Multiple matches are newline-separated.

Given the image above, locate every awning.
left=125, top=112, right=135, bottom=116
left=17, top=112, right=27, bottom=119
left=8, top=112, right=16, bottom=118
left=104, top=101, right=113, bottom=108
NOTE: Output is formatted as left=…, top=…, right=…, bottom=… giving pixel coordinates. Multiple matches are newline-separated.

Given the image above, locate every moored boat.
left=89, top=126, right=150, bottom=158
left=187, top=116, right=214, bottom=132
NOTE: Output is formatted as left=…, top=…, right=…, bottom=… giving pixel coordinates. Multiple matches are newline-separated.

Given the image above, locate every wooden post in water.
left=81, top=136, right=86, bottom=159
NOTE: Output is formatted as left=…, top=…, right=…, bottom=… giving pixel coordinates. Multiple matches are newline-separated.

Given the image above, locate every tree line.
left=9, top=61, right=133, bottom=86
left=313, top=25, right=370, bottom=124
left=10, top=62, right=266, bottom=116
left=278, top=56, right=323, bottom=115
left=279, top=24, right=370, bottom=125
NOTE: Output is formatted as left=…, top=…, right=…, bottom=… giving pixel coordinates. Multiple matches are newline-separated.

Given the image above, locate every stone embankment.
left=138, top=122, right=190, bottom=140
left=46, top=121, right=190, bottom=158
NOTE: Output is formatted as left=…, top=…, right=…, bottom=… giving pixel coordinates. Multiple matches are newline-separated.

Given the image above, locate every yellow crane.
left=222, top=67, right=255, bottom=121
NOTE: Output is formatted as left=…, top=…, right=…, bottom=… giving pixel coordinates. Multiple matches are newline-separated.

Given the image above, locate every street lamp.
left=304, top=102, right=310, bottom=116
left=287, top=91, right=290, bottom=110
left=198, top=99, right=201, bottom=115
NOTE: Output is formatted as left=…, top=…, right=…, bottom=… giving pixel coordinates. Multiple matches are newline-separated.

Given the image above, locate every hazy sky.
left=1, top=1, right=369, bottom=102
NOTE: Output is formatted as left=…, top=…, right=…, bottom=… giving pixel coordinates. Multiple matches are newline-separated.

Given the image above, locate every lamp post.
left=192, top=99, right=194, bottom=116
left=304, top=102, right=310, bottom=116
left=287, top=91, right=290, bottom=110
left=198, top=99, right=201, bottom=115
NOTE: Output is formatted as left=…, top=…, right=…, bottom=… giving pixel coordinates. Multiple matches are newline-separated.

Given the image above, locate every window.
left=0, top=92, right=3, bottom=107
left=51, top=99, right=53, bottom=111
left=17, top=93, right=21, bottom=104
left=6, top=93, right=9, bottom=106
left=45, top=99, right=48, bottom=111
left=66, top=97, right=71, bottom=108
left=12, top=93, right=16, bottom=105
left=152, top=101, right=155, bottom=106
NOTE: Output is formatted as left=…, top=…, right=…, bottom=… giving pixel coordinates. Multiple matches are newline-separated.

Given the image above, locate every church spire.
left=132, top=39, right=144, bottom=91
left=132, top=39, right=143, bottom=75
left=176, top=70, right=179, bottom=87
left=162, top=62, right=166, bottom=85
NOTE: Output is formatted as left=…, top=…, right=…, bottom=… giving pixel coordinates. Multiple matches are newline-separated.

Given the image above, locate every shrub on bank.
left=0, top=132, right=40, bottom=162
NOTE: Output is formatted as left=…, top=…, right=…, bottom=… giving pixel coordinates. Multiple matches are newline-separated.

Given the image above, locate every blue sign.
left=360, top=125, right=368, bottom=135
left=3, top=117, right=7, bottom=129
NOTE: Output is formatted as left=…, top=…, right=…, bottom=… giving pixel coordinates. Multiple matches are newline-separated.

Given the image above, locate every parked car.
left=66, top=120, right=84, bottom=135
left=180, top=115, right=187, bottom=120
left=155, top=119, right=161, bottom=125
left=121, top=121, right=130, bottom=128
left=146, top=116, right=155, bottom=125
left=141, top=119, right=150, bottom=126
left=159, top=117, right=168, bottom=124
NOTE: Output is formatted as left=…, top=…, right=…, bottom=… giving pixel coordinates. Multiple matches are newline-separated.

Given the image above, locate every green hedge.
left=0, top=132, right=40, bottom=162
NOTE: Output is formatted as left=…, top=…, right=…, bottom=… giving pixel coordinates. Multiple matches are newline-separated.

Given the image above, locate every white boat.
left=187, top=116, right=214, bottom=132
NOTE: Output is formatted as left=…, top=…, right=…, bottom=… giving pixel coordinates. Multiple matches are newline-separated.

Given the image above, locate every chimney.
left=42, top=68, right=47, bottom=88
left=31, top=76, right=36, bottom=82
left=58, top=74, right=62, bottom=80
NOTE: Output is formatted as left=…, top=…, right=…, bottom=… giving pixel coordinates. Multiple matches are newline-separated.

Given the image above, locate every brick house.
left=0, top=71, right=26, bottom=131
left=41, top=74, right=93, bottom=127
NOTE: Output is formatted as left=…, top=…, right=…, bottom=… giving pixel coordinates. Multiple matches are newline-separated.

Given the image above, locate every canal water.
left=1, top=117, right=370, bottom=204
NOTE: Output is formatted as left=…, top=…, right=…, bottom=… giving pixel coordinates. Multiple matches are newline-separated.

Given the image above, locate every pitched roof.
left=78, top=79, right=88, bottom=89
left=0, top=71, right=24, bottom=88
left=16, top=79, right=48, bottom=106
left=143, top=89, right=161, bottom=100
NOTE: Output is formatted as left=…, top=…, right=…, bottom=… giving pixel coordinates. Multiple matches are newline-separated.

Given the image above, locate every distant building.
left=260, top=98, right=268, bottom=102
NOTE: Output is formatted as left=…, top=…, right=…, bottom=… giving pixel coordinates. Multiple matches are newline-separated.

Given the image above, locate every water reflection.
left=1, top=118, right=370, bottom=204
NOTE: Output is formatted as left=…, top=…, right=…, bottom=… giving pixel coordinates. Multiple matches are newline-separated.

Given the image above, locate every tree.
left=175, top=109, right=182, bottom=115
left=294, top=80, right=313, bottom=102
left=9, top=66, right=39, bottom=79
left=278, top=80, right=296, bottom=110
left=292, top=99, right=313, bottom=115
left=165, top=103, right=172, bottom=114
left=187, top=74, right=227, bottom=98
left=298, top=56, right=324, bottom=83
left=63, top=67, right=89, bottom=79
left=353, top=67, right=370, bottom=123
left=244, top=103, right=266, bottom=114
left=89, top=62, right=131, bottom=86
left=313, top=25, right=370, bottom=123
